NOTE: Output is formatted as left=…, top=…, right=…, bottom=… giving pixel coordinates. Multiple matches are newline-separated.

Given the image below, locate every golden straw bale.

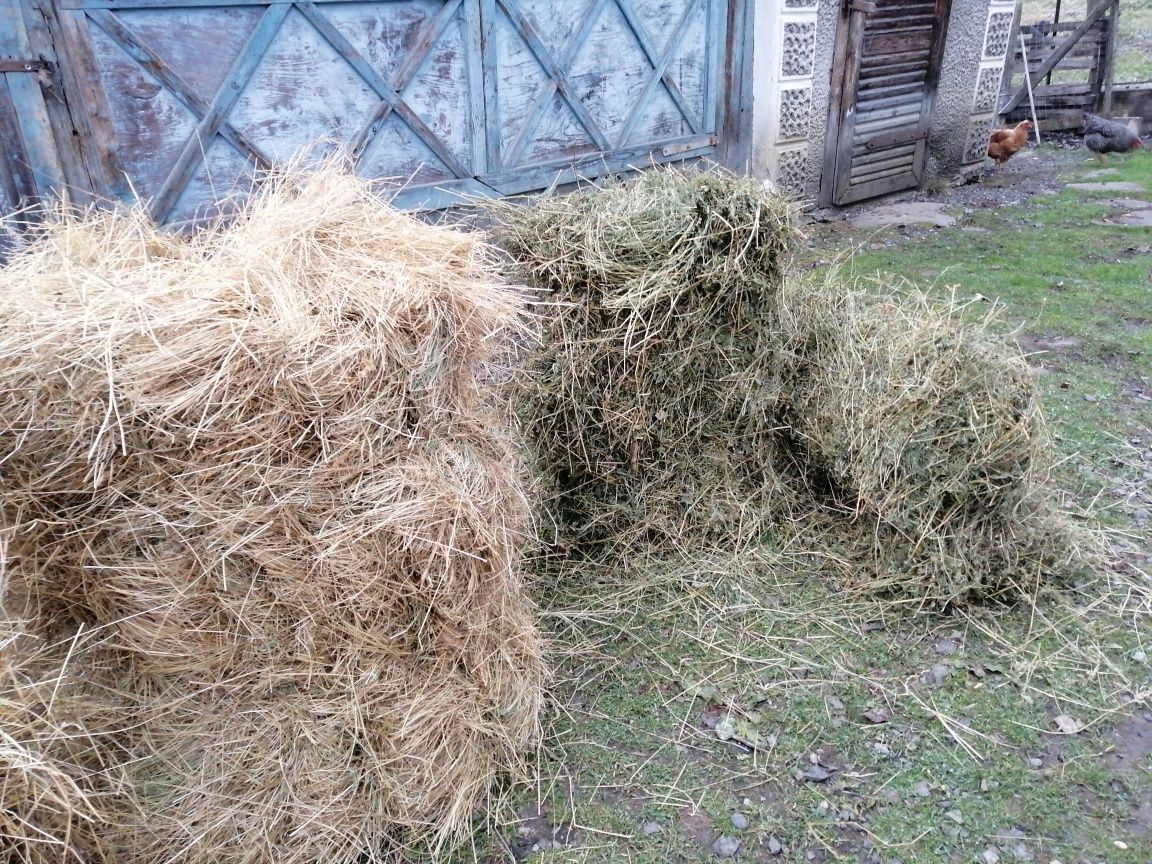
left=0, top=168, right=542, bottom=862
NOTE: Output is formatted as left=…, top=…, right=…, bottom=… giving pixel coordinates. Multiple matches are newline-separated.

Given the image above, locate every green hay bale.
left=494, top=167, right=801, bottom=552
left=771, top=277, right=1087, bottom=603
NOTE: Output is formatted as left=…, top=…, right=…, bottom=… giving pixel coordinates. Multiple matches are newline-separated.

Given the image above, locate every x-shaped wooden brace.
left=338, top=0, right=468, bottom=177
left=88, top=7, right=280, bottom=222
left=500, top=0, right=704, bottom=169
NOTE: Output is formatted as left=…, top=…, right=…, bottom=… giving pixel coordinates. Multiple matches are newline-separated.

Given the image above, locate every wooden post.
left=1099, top=0, right=1118, bottom=114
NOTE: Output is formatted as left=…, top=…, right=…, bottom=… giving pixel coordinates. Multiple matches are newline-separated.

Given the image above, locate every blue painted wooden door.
left=48, top=0, right=726, bottom=221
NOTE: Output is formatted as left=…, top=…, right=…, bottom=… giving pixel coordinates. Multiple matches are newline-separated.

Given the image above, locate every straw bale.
left=771, top=278, right=1085, bottom=602
left=494, top=168, right=801, bottom=552
left=0, top=169, right=543, bottom=861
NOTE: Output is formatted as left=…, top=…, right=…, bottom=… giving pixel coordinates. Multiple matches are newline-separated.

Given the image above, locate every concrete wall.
left=749, top=0, right=1020, bottom=204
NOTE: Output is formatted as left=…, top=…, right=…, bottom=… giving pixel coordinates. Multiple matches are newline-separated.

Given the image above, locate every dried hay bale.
left=771, top=276, right=1087, bottom=602
left=494, top=167, right=801, bottom=551
left=0, top=168, right=543, bottom=862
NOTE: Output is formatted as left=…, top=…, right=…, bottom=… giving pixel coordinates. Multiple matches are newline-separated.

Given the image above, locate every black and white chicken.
left=1082, top=112, right=1143, bottom=163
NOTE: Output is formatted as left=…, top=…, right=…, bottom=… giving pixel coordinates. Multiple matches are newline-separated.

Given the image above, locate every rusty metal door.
left=38, top=0, right=730, bottom=222
left=821, top=0, right=951, bottom=206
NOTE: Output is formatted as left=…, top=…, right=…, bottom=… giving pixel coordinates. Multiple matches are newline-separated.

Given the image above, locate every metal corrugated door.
left=42, top=0, right=729, bottom=221
left=822, top=0, right=951, bottom=206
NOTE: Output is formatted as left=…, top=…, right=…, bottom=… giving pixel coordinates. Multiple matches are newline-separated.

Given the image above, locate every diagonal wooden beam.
left=87, top=9, right=274, bottom=172
left=496, top=0, right=610, bottom=152
left=999, top=0, right=1116, bottom=115
left=504, top=0, right=609, bottom=169
left=614, top=0, right=699, bottom=147
left=613, top=0, right=702, bottom=134
left=297, top=3, right=468, bottom=178
left=149, top=3, right=289, bottom=222
left=346, top=0, right=462, bottom=167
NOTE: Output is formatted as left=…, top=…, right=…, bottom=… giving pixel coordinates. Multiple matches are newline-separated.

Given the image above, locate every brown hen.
left=987, top=120, right=1033, bottom=168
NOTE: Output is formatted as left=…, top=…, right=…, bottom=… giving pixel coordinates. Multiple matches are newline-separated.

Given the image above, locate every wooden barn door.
left=820, top=0, right=951, bottom=206
left=37, top=0, right=730, bottom=221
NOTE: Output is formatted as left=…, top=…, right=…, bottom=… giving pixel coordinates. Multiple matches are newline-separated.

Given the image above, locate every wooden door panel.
left=824, top=0, right=950, bottom=206
left=486, top=0, right=718, bottom=178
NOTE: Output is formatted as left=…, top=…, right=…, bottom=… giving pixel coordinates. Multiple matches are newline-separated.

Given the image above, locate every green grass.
left=458, top=148, right=1152, bottom=864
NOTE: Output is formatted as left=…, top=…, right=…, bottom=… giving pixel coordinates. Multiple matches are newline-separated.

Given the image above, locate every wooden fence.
left=1000, top=0, right=1120, bottom=129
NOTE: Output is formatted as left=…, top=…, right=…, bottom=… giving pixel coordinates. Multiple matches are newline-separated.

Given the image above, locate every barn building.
left=1, top=0, right=1020, bottom=223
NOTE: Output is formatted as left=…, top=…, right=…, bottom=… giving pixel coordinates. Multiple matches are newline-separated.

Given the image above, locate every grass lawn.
left=461, top=147, right=1152, bottom=864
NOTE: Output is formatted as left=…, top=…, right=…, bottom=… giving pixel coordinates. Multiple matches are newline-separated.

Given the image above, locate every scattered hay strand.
left=0, top=168, right=543, bottom=862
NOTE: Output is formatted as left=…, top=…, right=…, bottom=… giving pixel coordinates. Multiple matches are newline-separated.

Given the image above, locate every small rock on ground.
left=713, top=835, right=741, bottom=858
left=731, top=812, right=749, bottom=830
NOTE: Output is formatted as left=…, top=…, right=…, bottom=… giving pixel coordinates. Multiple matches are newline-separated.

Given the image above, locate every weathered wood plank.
left=298, top=3, right=468, bottom=179
left=502, top=0, right=609, bottom=169
left=460, top=0, right=486, bottom=174
left=0, top=77, right=38, bottom=209
left=482, top=133, right=717, bottom=195
left=495, top=0, right=610, bottom=152
left=614, top=0, right=702, bottom=135
left=0, top=0, right=66, bottom=201
left=717, top=0, right=748, bottom=170
left=150, top=3, right=288, bottom=221
left=45, top=8, right=128, bottom=200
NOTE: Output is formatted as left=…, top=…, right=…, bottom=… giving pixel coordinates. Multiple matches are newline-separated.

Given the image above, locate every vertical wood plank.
left=0, top=77, right=38, bottom=208
left=18, top=0, right=97, bottom=201
left=150, top=3, right=289, bottom=222
left=704, top=0, right=721, bottom=134
left=53, top=7, right=131, bottom=200
left=479, top=0, right=501, bottom=170
left=0, top=0, right=65, bottom=201
left=718, top=0, right=751, bottom=172
left=1098, top=0, right=1117, bottom=113
left=460, top=0, right=486, bottom=175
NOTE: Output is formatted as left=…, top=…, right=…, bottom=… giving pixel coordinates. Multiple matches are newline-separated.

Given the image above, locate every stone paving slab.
left=846, top=202, right=956, bottom=229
